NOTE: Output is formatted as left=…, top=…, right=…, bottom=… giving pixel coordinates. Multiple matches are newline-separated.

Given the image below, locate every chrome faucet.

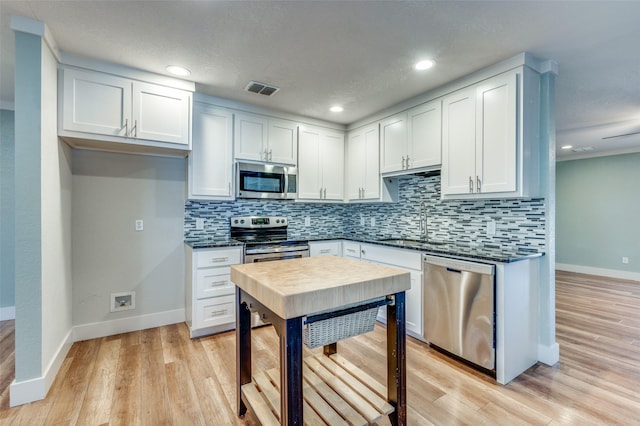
left=419, top=201, right=428, bottom=241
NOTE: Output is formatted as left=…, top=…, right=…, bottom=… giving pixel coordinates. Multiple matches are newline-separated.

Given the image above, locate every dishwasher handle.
left=423, top=255, right=494, bottom=276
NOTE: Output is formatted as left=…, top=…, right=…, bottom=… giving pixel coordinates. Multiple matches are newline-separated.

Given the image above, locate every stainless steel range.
left=230, top=216, right=309, bottom=263
left=231, top=216, right=309, bottom=327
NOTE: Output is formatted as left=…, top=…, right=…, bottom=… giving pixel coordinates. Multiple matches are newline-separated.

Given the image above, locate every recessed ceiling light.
left=561, top=145, right=573, bottom=150
left=330, top=106, right=344, bottom=113
left=415, top=59, right=436, bottom=71
left=166, top=65, right=191, bottom=77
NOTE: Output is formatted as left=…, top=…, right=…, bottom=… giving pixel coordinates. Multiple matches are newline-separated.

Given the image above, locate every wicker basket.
left=303, top=306, right=379, bottom=349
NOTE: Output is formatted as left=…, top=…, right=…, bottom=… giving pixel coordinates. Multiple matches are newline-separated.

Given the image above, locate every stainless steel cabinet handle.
left=361, top=249, right=366, bottom=255
left=209, top=257, right=229, bottom=263
left=401, top=156, right=406, bottom=170
left=132, top=120, right=137, bottom=138
left=476, top=176, right=481, bottom=193
left=228, top=182, right=231, bottom=195
left=323, top=188, right=327, bottom=199
left=269, top=149, right=273, bottom=161
left=123, top=118, right=129, bottom=136
left=209, top=280, right=229, bottom=287
left=406, top=155, right=411, bottom=169
left=210, top=309, right=228, bottom=317
left=320, top=188, right=323, bottom=198
left=469, top=177, right=474, bottom=193
left=319, top=249, right=331, bottom=254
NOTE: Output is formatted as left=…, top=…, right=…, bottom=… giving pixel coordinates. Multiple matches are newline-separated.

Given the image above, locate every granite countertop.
left=231, top=256, right=410, bottom=319
left=185, top=235, right=544, bottom=264
left=184, top=238, right=244, bottom=249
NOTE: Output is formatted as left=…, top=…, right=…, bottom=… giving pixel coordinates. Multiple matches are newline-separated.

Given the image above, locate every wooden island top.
left=230, top=255, right=411, bottom=319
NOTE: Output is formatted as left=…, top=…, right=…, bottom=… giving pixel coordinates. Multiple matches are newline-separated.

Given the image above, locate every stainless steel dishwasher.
left=423, top=255, right=496, bottom=372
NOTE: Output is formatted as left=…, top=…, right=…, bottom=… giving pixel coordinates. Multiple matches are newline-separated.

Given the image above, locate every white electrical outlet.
left=195, top=218, right=205, bottom=230
left=110, top=291, right=135, bottom=312
left=305, top=216, right=311, bottom=226
left=370, top=217, right=376, bottom=227
left=135, top=219, right=144, bottom=231
left=487, top=220, right=496, bottom=236
left=622, top=256, right=629, bottom=264
left=360, top=215, right=365, bottom=226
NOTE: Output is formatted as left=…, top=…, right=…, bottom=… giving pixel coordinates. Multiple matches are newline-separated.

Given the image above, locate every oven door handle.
left=245, top=245, right=310, bottom=255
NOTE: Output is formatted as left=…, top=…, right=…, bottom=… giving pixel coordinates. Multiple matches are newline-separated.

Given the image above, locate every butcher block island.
left=231, top=256, right=411, bottom=426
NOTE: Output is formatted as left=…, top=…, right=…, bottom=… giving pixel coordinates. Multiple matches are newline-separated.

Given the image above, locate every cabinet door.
left=321, top=130, right=345, bottom=200
left=346, top=130, right=365, bottom=200
left=188, top=104, right=233, bottom=199
left=441, top=86, right=476, bottom=195
left=476, top=72, right=518, bottom=194
left=268, top=118, right=298, bottom=165
left=380, top=112, right=407, bottom=173
left=362, top=124, right=380, bottom=199
left=297, top=126, right=322, bottom=199
left=234, top=113, right=268, bottom=162
left=407, top=99, right=441, bottom=169
left=62, top=68, right=131, bottom=137
left=132, top=81, right=191, bottom=145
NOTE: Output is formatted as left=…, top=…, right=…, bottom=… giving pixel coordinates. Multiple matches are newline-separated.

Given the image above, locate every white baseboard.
left=556, top=263, right=640, bottom=282
left=0, top=306, right=15, bottom=321
left=538, top=342, right=560, bottom=366
left=72, top=308, right=185, bottom=342
left=10, top=328, right=73, bottom=407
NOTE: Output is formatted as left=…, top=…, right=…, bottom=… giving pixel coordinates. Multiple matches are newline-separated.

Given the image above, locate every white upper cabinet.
left=188, top=103, right=234, bottom=200
left=60, top=67, right=191, bottom=149
left=441, top=69, right=535, bottom=199
left=234, top=112, right=297, bottom=165
left=132, top=81, right=191, bottom=145
left=407, top=100, right=442, bottom=169
left=347, top=123, right=380, bottom=201
left=380, top=113, right=407, bottom=173
left=298, top=125, right=344, bottom=201
left=380, top=99, right=441, bottom=175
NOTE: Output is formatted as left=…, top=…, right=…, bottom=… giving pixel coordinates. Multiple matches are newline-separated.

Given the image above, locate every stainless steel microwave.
left=236, top=162, right=297, bottom=200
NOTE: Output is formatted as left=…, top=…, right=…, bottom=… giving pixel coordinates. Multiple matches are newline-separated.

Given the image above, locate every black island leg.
left=236, top=288, right=252, bottom=416
left=279, top=316, right=304, bottom=425
left=387, top=291, right=407, bottom=425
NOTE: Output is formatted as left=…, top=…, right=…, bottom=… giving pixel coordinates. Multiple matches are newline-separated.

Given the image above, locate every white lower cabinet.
left=309, top=240, right=342, bottom=257
left=185, top=245, right=242, bottom=338
left=342, top=241, right=422, bottom=338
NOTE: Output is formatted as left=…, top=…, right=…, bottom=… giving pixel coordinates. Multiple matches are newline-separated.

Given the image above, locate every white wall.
left=10, top=16, right=73, bottom=407
left=40, top=39, right=73, bottom=383
left=71, top=150, right=186, bottom=338
left=0, top=109, right=15, bottom=319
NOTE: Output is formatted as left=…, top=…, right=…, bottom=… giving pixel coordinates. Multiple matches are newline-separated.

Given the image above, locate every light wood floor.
left=0, top=271, right=639, bottom=425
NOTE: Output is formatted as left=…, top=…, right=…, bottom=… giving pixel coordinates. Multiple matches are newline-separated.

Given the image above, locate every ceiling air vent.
left=245, top=81, right=280, bottom=97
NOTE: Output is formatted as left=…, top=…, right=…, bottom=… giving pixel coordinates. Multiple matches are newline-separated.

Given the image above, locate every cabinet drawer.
left=196, top=248, right=242, bottom=268
left=342, top=241, right=361, bottom=259
left=310, top=241, right=341, bottom=257
left=196, top=267, right=235, bottom=299
left=360, top=244, right=422, bottom=270
left=195, top=295, right=235, bottom=328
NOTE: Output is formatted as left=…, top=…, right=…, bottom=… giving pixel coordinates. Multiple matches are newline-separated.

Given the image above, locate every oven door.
left=244, top=249, right=309, bottom=263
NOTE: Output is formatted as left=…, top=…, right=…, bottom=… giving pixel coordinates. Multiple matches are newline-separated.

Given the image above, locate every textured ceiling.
left=2, top=1, right=640, bottom=160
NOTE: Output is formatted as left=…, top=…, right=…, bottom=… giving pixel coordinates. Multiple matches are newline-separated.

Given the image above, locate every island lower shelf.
left=241, top=353, right=393, bottom=426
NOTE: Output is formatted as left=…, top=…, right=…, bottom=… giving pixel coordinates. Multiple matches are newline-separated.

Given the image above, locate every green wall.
left=1, top=109, right=15, bottom=311
left=556, top=153, right=640, bottom=273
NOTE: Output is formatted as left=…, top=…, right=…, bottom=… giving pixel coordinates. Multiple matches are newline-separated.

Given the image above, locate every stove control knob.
left=276, top=219, right=280, bottom=224
left=234, top=219, right=239, bottom=224
left=240, top=219, right=245, bottom=224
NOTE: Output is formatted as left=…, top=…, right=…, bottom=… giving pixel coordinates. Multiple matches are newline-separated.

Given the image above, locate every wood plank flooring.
left=0, top=271, right=639, bottom=425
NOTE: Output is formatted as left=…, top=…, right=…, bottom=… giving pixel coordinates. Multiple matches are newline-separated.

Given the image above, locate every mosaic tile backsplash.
left=185, top=174, right=546, bottom=252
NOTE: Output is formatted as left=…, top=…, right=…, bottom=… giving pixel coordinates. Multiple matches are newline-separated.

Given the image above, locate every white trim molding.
left=538, top=342, right=560, bottom=366
left=72, top=308, right=185, bottom=342
left=10, top=328, right=73, bottom=407
left=556, top=263, right=640, bottom=282
left=0, top=306, right=15, bottom=321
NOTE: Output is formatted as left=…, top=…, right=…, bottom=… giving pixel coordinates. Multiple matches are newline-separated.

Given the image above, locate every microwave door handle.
left=283, top=173, right=289, bottom=197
